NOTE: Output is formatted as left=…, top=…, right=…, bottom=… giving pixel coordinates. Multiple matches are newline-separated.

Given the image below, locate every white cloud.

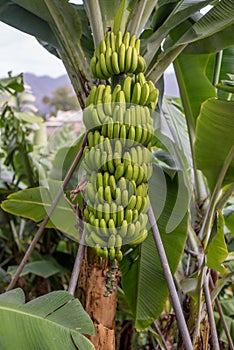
left=0, top=22, right=67, bottom=78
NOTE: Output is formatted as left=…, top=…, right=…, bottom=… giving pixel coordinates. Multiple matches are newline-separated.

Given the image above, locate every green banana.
left=135, top=55, right=146, bottom=74
left=109, top=247, right=116, bottom=260
left=90, top=230, right=107, bottom=247
left=125, top=208, right=133, bottom=223
left=110, top=32, right=116, bottom=52
left=87, top=131, right=94, bottom=148
left=83, top=105, right=101, bottom=130
left=131, top=82, right=141, bottom=105
left=115, top=31, right=122, bottom=52
left=122, top=76, right=132, bottom=104
left=128, top=125, right=136, bottom=146
left=115, top=187, right=122, bottom=205
left=96, top=60, right=107, bottom=79
left=108, top=218, right=116, bottom=235
left=117, top=205, right=124, bottom=227
left=105, top=47, right=115, bottom=75
left=107, top=234, right=115, bottom=248
left=118, top=177, right=127, bottom=191
left=127, top=195, right=137, bottom=210
left=127, top=222, right=135, bottom=237
left=129, top=34, right=136, bottom=48
left=112, top=84, right=121, bottom=102
left=112, top=51, right=121, bottom=75
left=107, top=154, right=115, bottom=174
left=125, top=46, right=133, bottom=72
left=90, top=56, right=97, bottom=77
left=116, top=90, right=126, bottom=107
left=139, top=82, right=150, bottom=105
left=103, top=202, right=111, bottom=222
left=100, top=52, right=110, bottom=78
left=130, top=47, right=138, bottom=73
left=120, top=220, right=128, bottom=238
left=125, top=164, right=133, bottom=180
left=113, top=123, right=120, bottom=140
left=115, top=250, right=123, bottom=261
left=119, top=124, right=127, bottom=141
left=121, top=189, right=129, bottom=208
left=135, top=125, right=143, bottom=144
left=119, top=43, right=126, bottom=73
left=84, top=31, right=154, bottom=262
left=115, top=234, right=122, bottom=249
left=93, top=130, right=100, bottom=146
left=129, top=229, right=148, bottom=246
left=137, top=73, right=146, bottom=85
left=99, top=39, right=107, bottom=54
left=132, top=163, right=140, bottom=183
left=135, top=38, right=140, bottom=54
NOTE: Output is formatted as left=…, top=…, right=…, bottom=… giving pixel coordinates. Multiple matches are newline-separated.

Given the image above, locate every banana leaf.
left=0, top=288, right=95, bottom=350
left=121, top=167, right=188, bottom=330
left=1, top=180, right=78, bottom=240
left=194, top=98, right=234, bottom=193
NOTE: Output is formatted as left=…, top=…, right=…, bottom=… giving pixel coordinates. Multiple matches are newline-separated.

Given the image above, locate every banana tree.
left=1, top=0, right=234, bottom=349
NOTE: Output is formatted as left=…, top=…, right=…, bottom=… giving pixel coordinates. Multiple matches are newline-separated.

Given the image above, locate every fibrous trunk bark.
left=78, top=248, right=118, bottom=350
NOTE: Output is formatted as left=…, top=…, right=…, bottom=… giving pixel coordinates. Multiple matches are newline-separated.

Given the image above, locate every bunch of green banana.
left=82, top=32, right=158, bottom=262
left=85, top=77, right=158, bottom=113
left=90, top=31, right=146, bottom=79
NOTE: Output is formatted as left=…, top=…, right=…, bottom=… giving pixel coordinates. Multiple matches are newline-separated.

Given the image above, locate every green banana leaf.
left=161, top=96, right=192, bottom=169
left=121, top=167, right=188, bottom=330
left=174, top=52, right=216, bottom=126
left=206, top=211, right=229, bottom=274
left=144, top=0, right=213, bottom=64
left=176, top=0, right=234, bottom=47
left=184, top=24, right=234, bottom=54
left=8, top=256, right=67, bottom=279
left=148, top=0, right=234, bottom=82
left=1, top=180, right=78, bottom=240
left=0, top=288, right=95, bottom=350
left=194, top=98, right=234, bottom=193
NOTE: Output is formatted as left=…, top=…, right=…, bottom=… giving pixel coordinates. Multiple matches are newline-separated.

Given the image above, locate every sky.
left=0, top=21, right=67, bottom=79
left=0, top=0, right=82, bottom=79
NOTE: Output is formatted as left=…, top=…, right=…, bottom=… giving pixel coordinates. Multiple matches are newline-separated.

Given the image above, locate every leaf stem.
left=68, top=230, right=87, bottom=296
left=9, top=220, right=21, bottom=251
left=127, top=0, right=147, bottom=37
left=83, top=0, right=104, bottom=48
left=153, top=320, right=170, bottom=350
left=6, top=133, right=88, bottom=292
left=199, top=146, right=234, bottom=248
left=44, top=0, right=91, bottom=103
left=148, top=204, right=193, bottom=350
left=203, top=268, right=220, bottom=350
left=212, top=51, right=223, bottom=87
left=210, top=277, right=234, bottom=350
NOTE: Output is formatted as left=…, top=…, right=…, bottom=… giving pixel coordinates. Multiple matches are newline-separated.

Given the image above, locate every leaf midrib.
left=0, top=304, right=78, bottom=332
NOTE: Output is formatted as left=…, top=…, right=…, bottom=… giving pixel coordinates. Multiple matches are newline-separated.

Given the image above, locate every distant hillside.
left=23, top=72, right=179, bottom=115
left=24, top=73, right=73, bottom=114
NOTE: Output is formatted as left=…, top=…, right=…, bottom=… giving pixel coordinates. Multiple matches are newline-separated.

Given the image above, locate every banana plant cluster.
left=82, top=31, right=159, bottom=263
